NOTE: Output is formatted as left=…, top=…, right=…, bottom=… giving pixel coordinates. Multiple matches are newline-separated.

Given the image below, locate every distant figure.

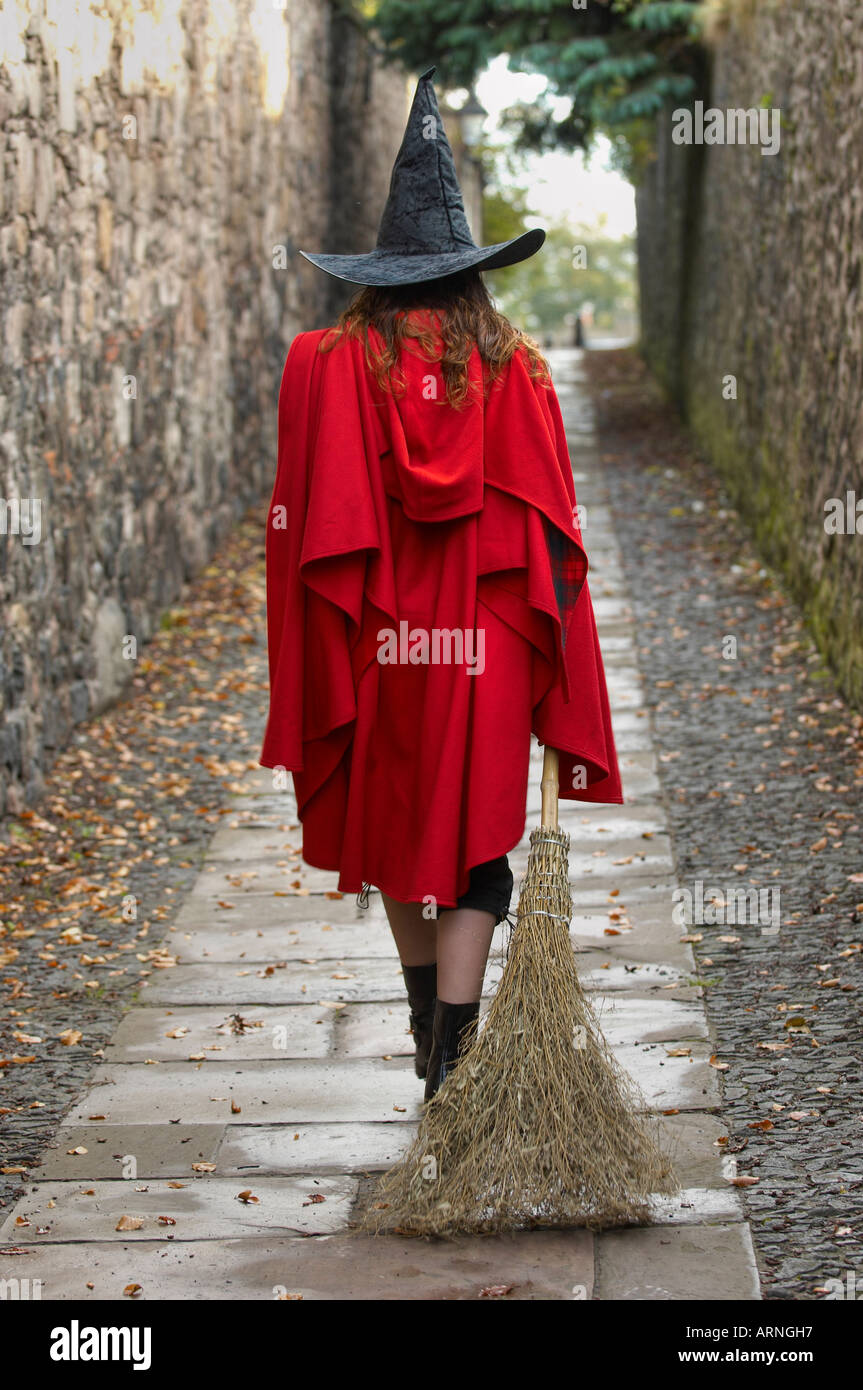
left=544, top=333, right=554, bottom=349
left=574, top=314, right=585, bottom=348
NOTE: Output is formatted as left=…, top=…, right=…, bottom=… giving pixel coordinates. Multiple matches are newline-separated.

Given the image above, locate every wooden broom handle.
left=540, top=744, right=559, bottom=830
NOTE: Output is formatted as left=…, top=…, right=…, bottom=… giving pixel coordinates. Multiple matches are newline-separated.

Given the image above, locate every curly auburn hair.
left=319, top=268, right=550, bottom=408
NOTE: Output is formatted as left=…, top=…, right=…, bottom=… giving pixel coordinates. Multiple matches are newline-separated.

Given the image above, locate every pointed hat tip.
left=417, top=66, right=436, bottom=83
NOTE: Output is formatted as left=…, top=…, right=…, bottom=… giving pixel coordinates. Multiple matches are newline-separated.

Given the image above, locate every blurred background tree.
left=361, top=0, right=704, bottom=160
left=488, top=219, right=636, bottom=338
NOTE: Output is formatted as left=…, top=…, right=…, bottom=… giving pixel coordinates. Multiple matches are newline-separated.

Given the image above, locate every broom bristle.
left=354, top=825, right=678, bottom=1238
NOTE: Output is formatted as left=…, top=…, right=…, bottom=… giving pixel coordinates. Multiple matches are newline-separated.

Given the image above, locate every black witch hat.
left=299, top=67, right=545, bottom=286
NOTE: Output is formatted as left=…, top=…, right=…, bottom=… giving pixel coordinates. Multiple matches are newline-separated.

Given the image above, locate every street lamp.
left=458, top=89, right=488, bottom=148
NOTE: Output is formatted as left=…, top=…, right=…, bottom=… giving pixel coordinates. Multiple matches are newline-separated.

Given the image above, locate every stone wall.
left=0, top=0, right=407, bottom=814
left=636, top=0, right=863, bottom=704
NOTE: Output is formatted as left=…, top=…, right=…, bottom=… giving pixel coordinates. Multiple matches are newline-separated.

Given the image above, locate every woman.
left=260, top=70, right=622, bottom=1102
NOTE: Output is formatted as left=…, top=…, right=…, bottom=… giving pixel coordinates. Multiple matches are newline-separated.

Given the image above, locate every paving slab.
left=105, top=1004, right=337, bottom=1061
left=61, top=1060, right=424, bottom=1126
left=171, top=918, right=400, bottom=962
left=182, top=860, right=343, bottom=897
left=613, top=1044, right=721, bottom=1111
left=217, top=1121, right=414, bottom=1175
left=569, top=908, right=694, bottom=970
left=589, top=994, right=708, bottom=1045
left=648, top=1112, right=734, bottom=1189
left=595, top=1222, right=760, bottom=1300
left=0, top=1229, right=595, bottom=1301
left=648, top=1187, right=743, bottom=1225
left=575, top=956, right=694, bottom=993
left=0, top=1176, right=357, bottom=1242
left=172, top=893, right=385, bottom=931
left=139, top=957, right=424, bottom=1007
left=509, top=841, right=675, bottom=880
left=36, top=1125, right=226, bottom=1181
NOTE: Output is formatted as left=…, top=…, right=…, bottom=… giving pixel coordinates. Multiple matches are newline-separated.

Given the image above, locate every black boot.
left=402, top=962, right=437, bottom=1079
left=423, top=999, right=480, bottom=1103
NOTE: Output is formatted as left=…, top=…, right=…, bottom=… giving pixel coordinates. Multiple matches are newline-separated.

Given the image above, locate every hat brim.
left=298, top=228, right=546, bottom=287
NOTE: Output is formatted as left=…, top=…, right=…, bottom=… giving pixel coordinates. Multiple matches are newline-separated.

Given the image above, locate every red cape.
left=260, top=319, right=623, bottom=907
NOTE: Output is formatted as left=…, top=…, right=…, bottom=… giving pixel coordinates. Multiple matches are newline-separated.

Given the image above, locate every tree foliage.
left=364, top=0, right=705, bottom=151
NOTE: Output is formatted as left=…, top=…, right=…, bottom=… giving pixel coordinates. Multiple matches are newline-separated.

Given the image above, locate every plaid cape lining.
left=542, top=512, right=588, bottom=653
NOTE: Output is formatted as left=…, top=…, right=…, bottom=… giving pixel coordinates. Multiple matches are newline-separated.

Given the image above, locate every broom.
left=355, top=745, right=678, bottom=1237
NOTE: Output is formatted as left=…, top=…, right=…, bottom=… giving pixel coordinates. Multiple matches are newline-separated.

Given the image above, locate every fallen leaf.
left=115, top=1215, right=144, bottom=1232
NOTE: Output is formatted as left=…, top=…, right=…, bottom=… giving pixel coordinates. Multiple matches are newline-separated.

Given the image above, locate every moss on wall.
left=638, top=0, right=863, bottom=706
